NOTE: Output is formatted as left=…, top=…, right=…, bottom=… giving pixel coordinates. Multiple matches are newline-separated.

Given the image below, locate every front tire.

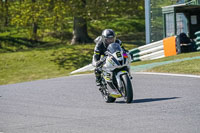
left=121, top=74, right=133, bottom=103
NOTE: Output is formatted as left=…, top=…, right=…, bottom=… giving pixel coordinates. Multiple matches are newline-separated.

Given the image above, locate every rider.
left=92, top=29, right=124, bottom=86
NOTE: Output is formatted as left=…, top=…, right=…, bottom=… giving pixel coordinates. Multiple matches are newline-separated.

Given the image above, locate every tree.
left=10, top=0, right=49, bottom=41
left=7, top=0, right=145, bottom=44
left=32, top=0, right=37, bottom=41
left=70, top=0, right=92, bottom=44
left=70, top=0, right=144, bottom=44
left=71, top=17, right=93, bottom=44
left=4, top=0, right=9, bottom=26
left=0, top=0, right=9, bottom=28
left=0, top=0, right=3, bottom=30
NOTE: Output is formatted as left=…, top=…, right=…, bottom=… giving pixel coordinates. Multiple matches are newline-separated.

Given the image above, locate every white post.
left=145, top=0, right=151, bottom=44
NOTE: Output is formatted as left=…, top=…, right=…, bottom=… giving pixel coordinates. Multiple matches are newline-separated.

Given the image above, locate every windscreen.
left=107, top=43, right=122, bottom=54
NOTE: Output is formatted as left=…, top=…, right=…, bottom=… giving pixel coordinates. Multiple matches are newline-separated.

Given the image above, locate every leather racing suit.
left=92, top=36, right=123, bottom=86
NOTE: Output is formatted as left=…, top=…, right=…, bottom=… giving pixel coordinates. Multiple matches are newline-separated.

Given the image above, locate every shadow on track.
left=116, top=97, right=180, bottom=104
left=133, top=97, right=180, bottom=103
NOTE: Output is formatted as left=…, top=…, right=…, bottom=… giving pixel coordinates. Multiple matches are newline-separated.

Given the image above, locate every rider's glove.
left=96, top=60, right=104, bottom=67
left=122, top=47, right=128, bottom=53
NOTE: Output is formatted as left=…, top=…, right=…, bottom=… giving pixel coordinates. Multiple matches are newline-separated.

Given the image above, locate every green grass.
left=147, top=59, right=200, bottom=75
left=131, top=51, right=200, bottom=75
left=0, top=44, right=94, bottom=85
left=131, top=51, right=200, bottom=66
left=0, top=49, right=66, bottom=85
left=0, top=43, right=136, bottom=85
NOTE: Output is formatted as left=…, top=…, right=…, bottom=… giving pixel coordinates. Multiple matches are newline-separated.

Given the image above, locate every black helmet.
left=102, top=29, right=116, bottom=47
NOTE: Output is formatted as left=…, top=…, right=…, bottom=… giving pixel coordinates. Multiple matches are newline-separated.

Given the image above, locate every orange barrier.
left=163, top=36, right=177, bottom=57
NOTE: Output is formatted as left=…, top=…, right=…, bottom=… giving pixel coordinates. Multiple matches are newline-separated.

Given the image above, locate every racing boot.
left=96, top=76, right=101, bottom=86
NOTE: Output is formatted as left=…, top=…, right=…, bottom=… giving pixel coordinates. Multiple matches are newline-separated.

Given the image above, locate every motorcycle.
left=98, top=43, right=133, bottom=103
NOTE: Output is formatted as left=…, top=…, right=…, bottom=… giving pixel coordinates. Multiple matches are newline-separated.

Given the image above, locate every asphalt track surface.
left=0, top=72, right=200, bottom=133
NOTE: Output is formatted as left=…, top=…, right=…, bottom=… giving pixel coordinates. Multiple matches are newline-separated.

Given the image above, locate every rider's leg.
left=94, top=67, right=102, bottom=86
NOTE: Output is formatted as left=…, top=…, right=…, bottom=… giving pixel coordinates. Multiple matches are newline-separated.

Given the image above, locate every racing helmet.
left=102, top=29, right=116, bottom=47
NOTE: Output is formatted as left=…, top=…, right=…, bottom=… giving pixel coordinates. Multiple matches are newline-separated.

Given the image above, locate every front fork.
left=115, top=70, right=132, bottom=91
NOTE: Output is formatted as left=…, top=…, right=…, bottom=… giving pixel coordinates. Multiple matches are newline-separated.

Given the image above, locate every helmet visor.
left=105, top=37, right=115, bottom=45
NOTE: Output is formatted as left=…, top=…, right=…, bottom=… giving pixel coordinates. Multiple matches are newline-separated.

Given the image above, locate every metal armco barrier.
left=130, top=40, right=165, bottom=62
left=130, top=36, right=177, bottom=62
left=195, top=31, right=200, bottom=51
left=70, top=64, right=94, bottom=74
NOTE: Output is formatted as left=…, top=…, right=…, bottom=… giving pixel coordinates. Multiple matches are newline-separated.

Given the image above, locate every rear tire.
left=121, top=74, right=133, bottom=103
left=104, top=95, right=116, bottom=103
left=101, top=86, right=116, bottom=103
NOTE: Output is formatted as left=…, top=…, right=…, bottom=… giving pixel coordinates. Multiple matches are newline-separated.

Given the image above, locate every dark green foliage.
left=0, top=0, right=144, bottom=42
left=0, top=36, right=37, bottom=52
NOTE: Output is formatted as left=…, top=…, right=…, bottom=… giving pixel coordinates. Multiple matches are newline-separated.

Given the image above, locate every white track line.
left=71, top=73, right=93, bottom=77
left=134, top=72, right=200, bottom=78
left=71, top=72, right=200, bottom=79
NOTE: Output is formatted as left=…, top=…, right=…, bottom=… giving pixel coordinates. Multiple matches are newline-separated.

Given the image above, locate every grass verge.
left=0, top=43, right=136, bottom=85
left=131, top=51, right=200, bottom=75
left=0, top=49, right=67, bottom=85
left=146, top=58, right=200, bottom=75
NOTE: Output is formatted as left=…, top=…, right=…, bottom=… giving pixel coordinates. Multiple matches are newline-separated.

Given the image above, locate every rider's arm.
left=116, top=39, right=122, bottom=46
left=92, top=44, right=101, bottom=67
left=116, top=39, right=128, bottom=52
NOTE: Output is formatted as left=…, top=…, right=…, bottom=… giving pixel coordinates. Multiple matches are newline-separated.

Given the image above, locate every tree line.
left=0, top=0, right=144, bottom=44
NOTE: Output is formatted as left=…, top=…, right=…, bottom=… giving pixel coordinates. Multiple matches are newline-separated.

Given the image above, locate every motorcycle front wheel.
left=121, top=74, right=133, bottom=103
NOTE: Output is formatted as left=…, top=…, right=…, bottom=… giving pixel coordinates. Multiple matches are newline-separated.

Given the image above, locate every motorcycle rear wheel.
left=104, top=95, right=116, bottom=103
left=101, top=86, right=116, bottom=103
left=121, top=74, right=133, bottom=103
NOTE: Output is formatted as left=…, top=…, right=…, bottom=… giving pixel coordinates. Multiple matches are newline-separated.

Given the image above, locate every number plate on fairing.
left=116, top=52, right=122, bottom=58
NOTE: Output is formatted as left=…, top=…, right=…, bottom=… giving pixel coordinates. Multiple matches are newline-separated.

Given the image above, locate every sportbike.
left=98, top=43, right=133, bottom=103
